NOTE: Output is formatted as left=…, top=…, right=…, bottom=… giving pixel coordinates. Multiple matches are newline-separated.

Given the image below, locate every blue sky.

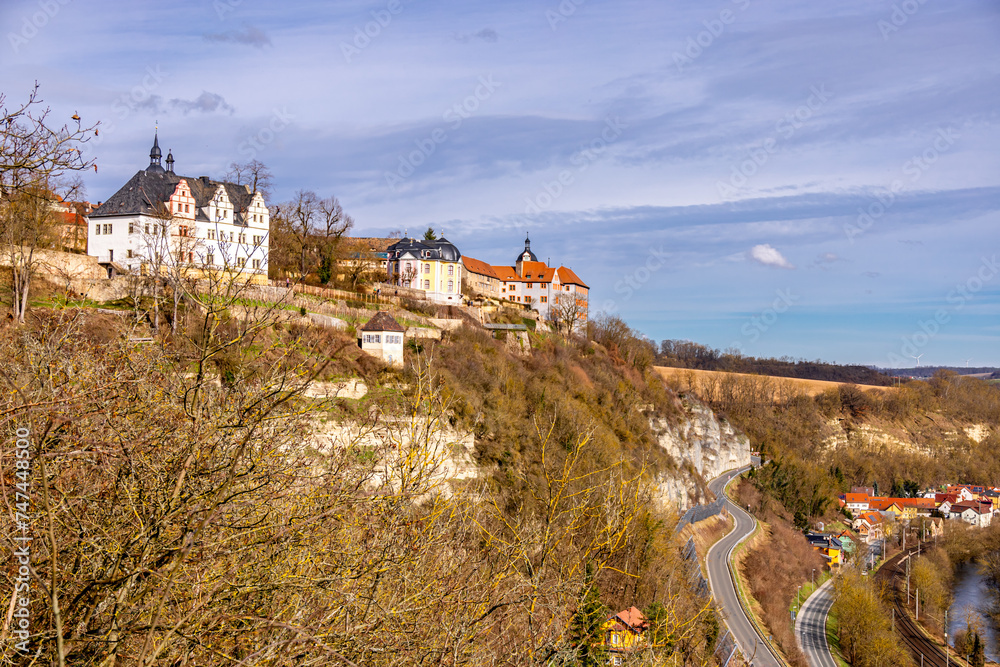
left=3, top=0, right=998, bottom=367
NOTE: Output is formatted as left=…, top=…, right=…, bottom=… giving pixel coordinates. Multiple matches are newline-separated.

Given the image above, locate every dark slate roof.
left=515, top=234, right=537, bottom=264
left=92, top=169, right=256, bottom=221
left=387, top=237, right=462, bottom=262
left=360, top=311, right=405, bottom=333
left=91, top=169, right=179, bottom=218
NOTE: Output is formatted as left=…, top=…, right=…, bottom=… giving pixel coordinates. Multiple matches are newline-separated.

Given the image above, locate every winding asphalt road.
left=795, top=580, right=837, bottom=667
left=706, top=466, right=783, bottom=667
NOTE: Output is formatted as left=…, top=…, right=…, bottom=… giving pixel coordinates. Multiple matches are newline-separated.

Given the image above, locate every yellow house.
left=386, top=236, right=463, bottom=304
left=868, top=499, right=904, bottom=518
left=806, top=533, right=843, bottom=566
left=600, top=607, right=648, bottom=660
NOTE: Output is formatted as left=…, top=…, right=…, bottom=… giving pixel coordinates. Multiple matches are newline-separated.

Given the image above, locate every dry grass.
left=682, top=512, right=734, bottom=576
left=740, top=520, right=825, bottom=667
left=655, top=366, right=890, bottom=400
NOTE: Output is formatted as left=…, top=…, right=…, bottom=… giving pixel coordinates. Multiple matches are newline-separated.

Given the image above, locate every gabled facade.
left=600, top=606, right=648, bottom=660
left=950, top=502, right=992, bottom=528
left=852, top=511, right=884, bottom=544
left=385, top=236, right=462, bottom=304
left=946, top=486, right=975, bottom=502
left=88, top=134, right=269, bottom=279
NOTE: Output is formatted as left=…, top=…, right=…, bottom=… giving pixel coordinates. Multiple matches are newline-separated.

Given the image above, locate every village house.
left=600, top=607, right=648, bottom=662
left=53, top=198, right=93, bottom=253
left=844, top=492, right=870, bottom=514
left=950, top=501, right=992, bottom=528
left=945, top=486, right=976, bottom=502
left=806, top=533, right=843, bottom=566
left=852, top=511, right=885, bottom=544
left=88, top=134, right=269, bottom=280
left=358, top=311, right=405, bottom=367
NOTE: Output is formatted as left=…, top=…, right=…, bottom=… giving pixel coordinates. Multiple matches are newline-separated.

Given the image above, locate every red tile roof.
left=845, top=493, right=870, bottom=505
left=492, top=266, right=521, bottom=282
left=951, top=502, right=990, bottom=515
left=868, top=499, right=902, bottom=511
left=609, top=607, right=647, bottom=631
left=462, top=256, right=499, bottom=279
left=556, top=266, right=588, bottom=288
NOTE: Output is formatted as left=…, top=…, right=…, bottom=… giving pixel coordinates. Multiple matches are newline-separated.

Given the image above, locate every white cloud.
left=748, top=244, right=795, bottom=269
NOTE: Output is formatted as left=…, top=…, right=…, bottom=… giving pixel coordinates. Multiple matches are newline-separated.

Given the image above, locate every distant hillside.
left=656, top=339, right=894, bottom=386
left=881, top=366, right=1000, bottom=380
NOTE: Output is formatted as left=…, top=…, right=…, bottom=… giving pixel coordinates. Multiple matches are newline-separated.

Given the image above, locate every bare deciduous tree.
left=0, top=84, right=97, bottom=323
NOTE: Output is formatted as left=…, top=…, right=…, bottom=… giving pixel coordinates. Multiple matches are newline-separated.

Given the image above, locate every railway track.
left=875, top=545, right=956, bottom=667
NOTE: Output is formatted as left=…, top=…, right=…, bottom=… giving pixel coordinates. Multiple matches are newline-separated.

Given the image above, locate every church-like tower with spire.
left=88, top=133, right=270, bottom=280
left=460, top=233, right=589, bottom=328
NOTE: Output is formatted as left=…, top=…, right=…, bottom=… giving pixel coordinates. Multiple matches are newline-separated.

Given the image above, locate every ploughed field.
left=655, top=367, right=891, bottom=399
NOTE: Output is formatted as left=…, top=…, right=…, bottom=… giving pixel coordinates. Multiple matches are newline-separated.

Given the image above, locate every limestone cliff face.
left=649, top=396, right=751, bottom=512
left=309, top=393, right=748, bottom=512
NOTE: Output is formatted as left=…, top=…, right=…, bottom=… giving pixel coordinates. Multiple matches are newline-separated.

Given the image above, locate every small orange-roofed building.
left=600, top=606, right=648, bottom=659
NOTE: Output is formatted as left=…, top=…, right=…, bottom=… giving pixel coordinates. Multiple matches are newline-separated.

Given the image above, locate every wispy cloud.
left=119, top=91, right=236, bottom=116
left=204, top=23, right=272, bottom=49
left=749, top=244, right=795, bottom=269
left=454, top=28, right=498, bottom=43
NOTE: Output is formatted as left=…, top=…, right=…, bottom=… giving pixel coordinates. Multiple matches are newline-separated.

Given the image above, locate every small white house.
left=358, top=311, right=405, bottom=367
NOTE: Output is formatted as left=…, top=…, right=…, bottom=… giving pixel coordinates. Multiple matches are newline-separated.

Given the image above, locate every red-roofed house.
left=600, top=606, right=648, bottom=659
left=867, top=499, right=904, bottom=517
left=946, top=486, right=975, bottom=502
left=852, top=511, right=885, bottom=544
left=845, top=493, right=870, bottom=513
left=950, top=502, right=992, bottom=528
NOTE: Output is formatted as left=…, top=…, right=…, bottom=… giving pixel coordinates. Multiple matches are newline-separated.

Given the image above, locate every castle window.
left=207, top=229, right=216, bottom=240
left=448, top=265, right=454, bottom=276
left=424, top=263, right=430, bottom=274
left=423, top=279, right=430, bottom=289
left=447, top=280, right=453, bottom=292
left=541, top=296, right=547, bottom=303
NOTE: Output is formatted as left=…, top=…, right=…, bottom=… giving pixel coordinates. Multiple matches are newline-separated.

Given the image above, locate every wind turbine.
left=964, top=358, right=972, bottom=368
left=911, top=354, right=923, bottom=367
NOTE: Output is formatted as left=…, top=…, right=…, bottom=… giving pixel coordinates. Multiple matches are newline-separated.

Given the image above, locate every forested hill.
left=656, top=340, right=893, bottom=386
left=880, top=365, right=1000, bottom=379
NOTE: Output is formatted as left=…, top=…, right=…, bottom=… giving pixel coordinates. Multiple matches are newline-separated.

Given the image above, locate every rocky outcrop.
left=309, top=393, right=749, bottom=513
left=649, top=396, right=751, bottom=511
